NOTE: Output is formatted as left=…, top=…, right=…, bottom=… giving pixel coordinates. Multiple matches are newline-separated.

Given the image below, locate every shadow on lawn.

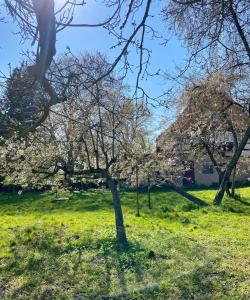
left=99, top=257, right=239, bottom=300
left=98, top=239, right=145, bottom=298
left=163, top=259, right=232, bottom=300
left=220, top=196, right=250, bottom=215
left=1, top=189, right=249, bottom=218
left=1, top=224, right=245, bottom=299
left=1, top=227, right=150, bottom=299
left=0, top=190, right=114, bottom=215
left=0, top=189, right=203, bottom=216
left=236, top=198, right=250, bottom=206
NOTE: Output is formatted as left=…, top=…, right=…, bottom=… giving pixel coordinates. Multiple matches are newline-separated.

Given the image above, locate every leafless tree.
left=163, top=0, right=250, bottom=77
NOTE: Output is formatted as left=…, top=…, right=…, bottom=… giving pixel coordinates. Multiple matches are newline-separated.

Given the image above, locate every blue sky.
left=0, top=1, right=187, bottom=134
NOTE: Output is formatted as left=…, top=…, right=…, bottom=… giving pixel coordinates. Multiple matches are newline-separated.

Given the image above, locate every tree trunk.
left=214, top=174, right=230, bottom=205
left=107, top=175, right=128, bottom=248
left=168, top=181, right=208, bottom=206
left=230, top=166, right=237, bottom=198
left=219, top=171, right=230, bottom=197
left=214, top=126, right=250, bottom=205
left=136, top=166, right=140, bottom=216
left=147, top=175, right=152, bottom=209
left=203, top=142, right=231, bottom=196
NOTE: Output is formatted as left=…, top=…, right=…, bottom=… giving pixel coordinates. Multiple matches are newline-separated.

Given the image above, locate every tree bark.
left=107, top=174, right=128, bottom=248
left=214, top=126, right=250, bottom=205
left=230, top=166, right=237, bottom=198
left=219, top=171, right=230, bottom=197
left=168, top=181, right=208, bottom=206
left=203, top=141, right=231, bottom=196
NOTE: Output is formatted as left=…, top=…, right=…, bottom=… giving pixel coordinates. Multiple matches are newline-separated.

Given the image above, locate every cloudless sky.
left=0, top=1, right=187, bottom=135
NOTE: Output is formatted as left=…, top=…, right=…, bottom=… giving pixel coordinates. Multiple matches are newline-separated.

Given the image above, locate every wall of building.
left=194, top=163, right=219, bottom=186
left=194, top=160, right=250, bottom=186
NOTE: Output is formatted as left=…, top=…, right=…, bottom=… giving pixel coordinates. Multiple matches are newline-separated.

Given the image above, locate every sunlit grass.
left=0, top=187, right=249, bottom=299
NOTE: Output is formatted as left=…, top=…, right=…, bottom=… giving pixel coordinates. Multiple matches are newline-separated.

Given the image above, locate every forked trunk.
left=214, top=126, right=250, bottom=205
left=214, top=174, right=230, bottom=205
left=107, top=175, right=128, bottom=248
left=219, top=171, right=230, bottom=197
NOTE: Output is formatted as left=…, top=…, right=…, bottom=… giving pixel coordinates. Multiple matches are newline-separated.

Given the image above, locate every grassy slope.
left=0, top=188, right=249, bottom=299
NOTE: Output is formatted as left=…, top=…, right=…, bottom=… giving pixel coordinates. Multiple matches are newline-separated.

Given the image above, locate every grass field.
left=0, top=187, right=250, bottom=299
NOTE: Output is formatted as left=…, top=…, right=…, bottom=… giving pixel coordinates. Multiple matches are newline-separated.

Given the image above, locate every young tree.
left=115, top=114, right=155, bottom=214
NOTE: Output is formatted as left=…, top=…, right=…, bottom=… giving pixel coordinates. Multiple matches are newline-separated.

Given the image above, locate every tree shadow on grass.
left=100, top=258, right=240, bottom=300
left=1, top=227, right=149, bottom=299
left=1, top=224, right=245, bottom=300
left=91, top=237, right=146, bottom=298
left=0, top=190, right=114, bottom=215
left=168, top=259, right=238, bottom=300
left=2, top=188, right=250, bottom=218
left=0, top=189, right=204, bottom=218
left=235, top=198, right=250, bottom=206
left=221, top=197, right=250, bottom=215
left=121, top=190, right=203, bottom=217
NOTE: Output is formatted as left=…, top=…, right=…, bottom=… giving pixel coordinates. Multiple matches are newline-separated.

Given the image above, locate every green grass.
left=0, top=187, right=249, bottom=299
